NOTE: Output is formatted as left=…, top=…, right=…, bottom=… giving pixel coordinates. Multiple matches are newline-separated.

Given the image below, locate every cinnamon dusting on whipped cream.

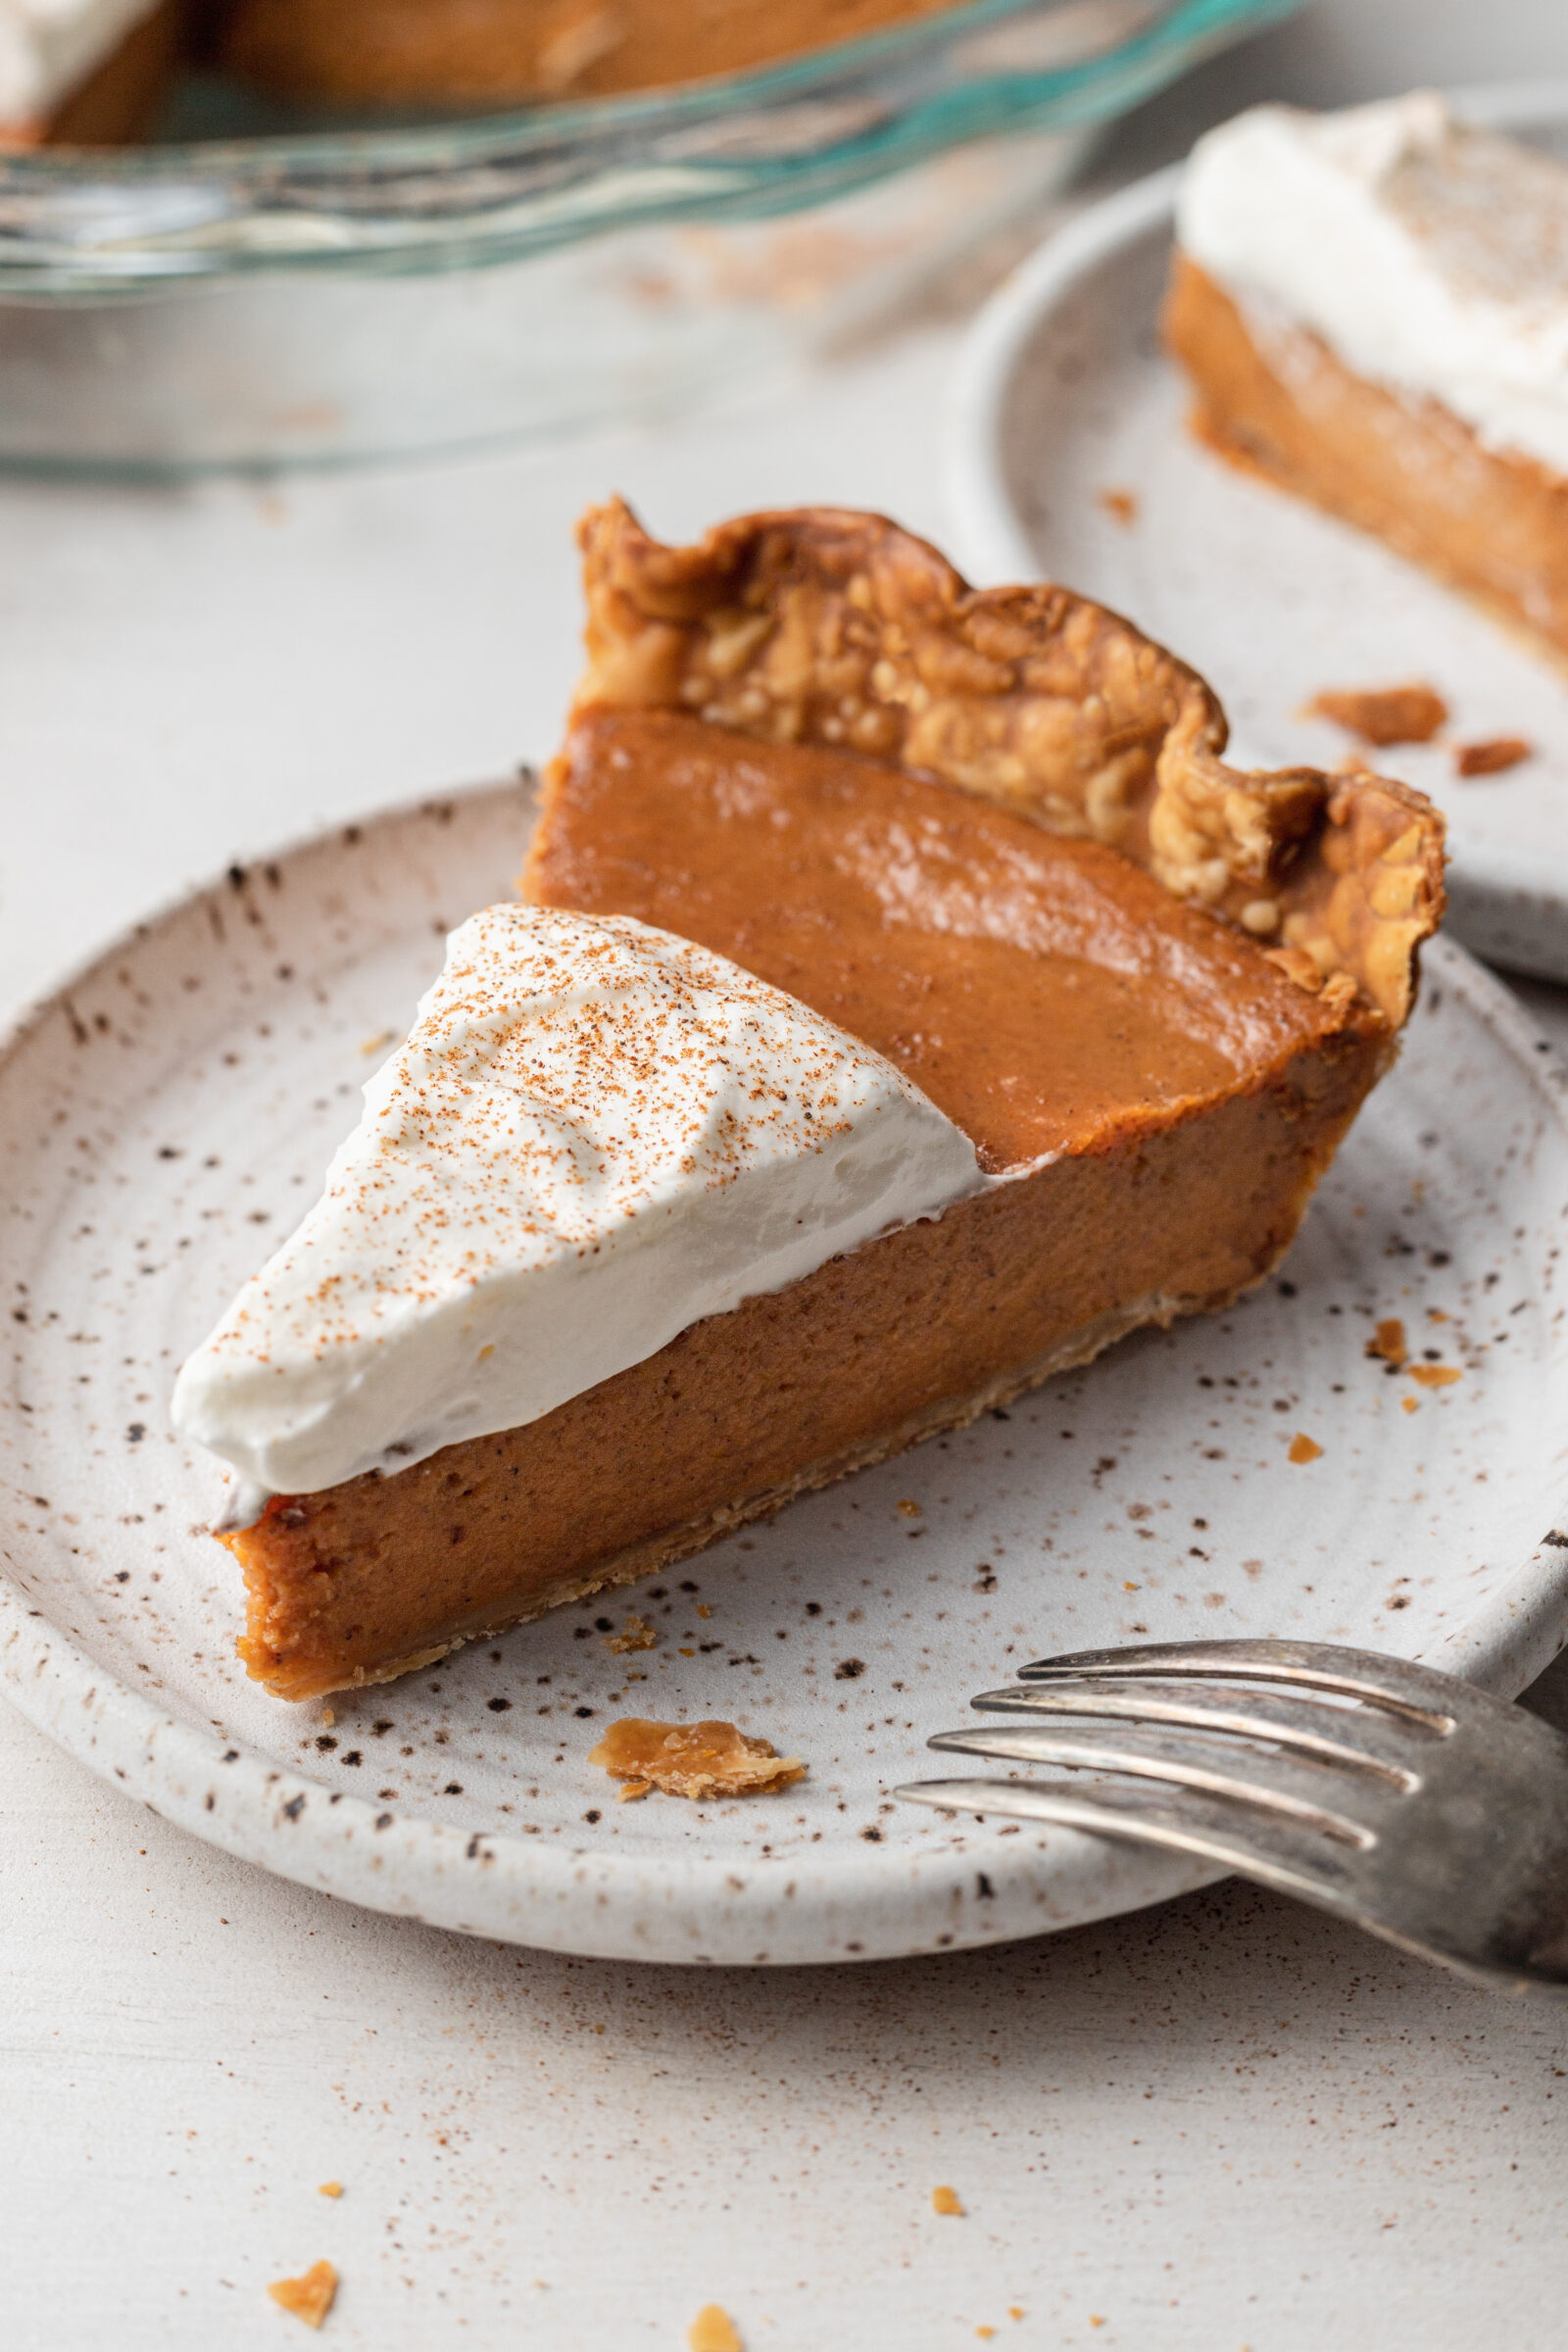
left=172, top=906, right=983, bottom=1497
left=1179, top=95, right=1568, bottom=475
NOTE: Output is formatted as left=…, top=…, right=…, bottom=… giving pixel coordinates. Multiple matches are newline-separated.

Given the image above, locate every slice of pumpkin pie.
left=174, top=501, right=1445, bottom=1700
left=1165, top=94, right=1568, bottom=664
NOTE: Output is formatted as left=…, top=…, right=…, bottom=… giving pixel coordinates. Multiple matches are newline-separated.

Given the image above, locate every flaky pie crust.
left=570, top=498, right=1445, bottom=1027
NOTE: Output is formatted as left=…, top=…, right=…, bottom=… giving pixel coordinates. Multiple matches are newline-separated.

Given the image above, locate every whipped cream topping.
left=172, top=906, right=986, bottom=1498
left=1178, top=94, right=1568, bottom=476
left=0, top=0, right=163, bottom=129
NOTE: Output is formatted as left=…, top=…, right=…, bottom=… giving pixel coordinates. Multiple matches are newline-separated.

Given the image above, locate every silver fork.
left=896, top=1639, right=1568, bottom=1993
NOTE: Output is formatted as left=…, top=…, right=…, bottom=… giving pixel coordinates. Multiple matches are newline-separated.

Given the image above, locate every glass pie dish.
left=0, top=0, right=1303, bottom=470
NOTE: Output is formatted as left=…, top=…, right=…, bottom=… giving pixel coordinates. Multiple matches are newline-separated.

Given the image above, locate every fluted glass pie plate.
left=0, top=0, right=1303, bottom=469
left=1, top=782, right=1566, bottom=1965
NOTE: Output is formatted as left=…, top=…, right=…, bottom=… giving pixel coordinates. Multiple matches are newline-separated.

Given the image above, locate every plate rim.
left=3, top=792, right=1568, bottom=1966
left=944, top=76, right=1568, bottom=981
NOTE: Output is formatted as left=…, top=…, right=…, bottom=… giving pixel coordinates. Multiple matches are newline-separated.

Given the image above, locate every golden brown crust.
left=571, top=497, right=1444, bottom=1026
left=588, top=1718, right=806, bottom=1801
left=267, top=2261, right=337, bottom=2329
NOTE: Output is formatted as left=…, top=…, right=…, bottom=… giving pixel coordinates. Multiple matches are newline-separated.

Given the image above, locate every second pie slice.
left=175, top=501, right=1445, bottom=1699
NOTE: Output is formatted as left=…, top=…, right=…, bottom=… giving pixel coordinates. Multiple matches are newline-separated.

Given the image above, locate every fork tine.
left=1018, top=1640, right=1462, bottom=1729
left=928, top=1722, right=1380, bottom=1844
left=905, top=1642, right=1568, bottom=1994
left=970, top=1680, right=1428, bottom=1783
left=897, top=1775, right=1365, bottom=1903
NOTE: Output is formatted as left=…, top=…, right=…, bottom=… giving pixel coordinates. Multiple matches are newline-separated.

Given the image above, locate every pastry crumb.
left=1455, top=735, right=1531, bottom=776
left=1098, top=486, right=1140, bottom=524
left=977, top=2330, right=997, bottom=2341
left=268, top=2261, right=337, bottom=2328
left=1365, top=1317, right=1407, bottom=1366
left=932, top=2184, right=964, bottom=2216
left=1306, top=683, right=1447, bottom=745
left=605, top=1613, right=658, bottom=1654
left=1287, top=1433, right=1323, bottom=1464
left=1401, top=1396, right=1420, bottom=1414
left=687, top=2306, right=742, bottom=2352
left=897, top=1498, right=923, bottom=1518
left=1407, top=1363, right=1461, bottom=1389
left=589, top=1718, right=806, bottom=1800
left=1008, top=2312, right=1025, bottom=2324
left=317, top=2181, right=342, bottom=2198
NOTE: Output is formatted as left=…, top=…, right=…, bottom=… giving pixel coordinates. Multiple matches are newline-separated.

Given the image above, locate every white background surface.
left=6, top=3, right=1568, bottom=2346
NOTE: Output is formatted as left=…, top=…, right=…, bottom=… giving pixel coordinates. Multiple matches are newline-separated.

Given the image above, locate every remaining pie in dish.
left=0, top=0, right=959, bottom=142
left=173, top=501, right=1445, bottom=1701
left=1166, top=94, right=1568, bottom=666
left=215, top=0, right=957, bottom=109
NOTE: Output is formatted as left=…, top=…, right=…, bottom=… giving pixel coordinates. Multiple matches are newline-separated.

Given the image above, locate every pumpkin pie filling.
left=193, top=501, right=1445, bottom=1700
left=528, top=705, right=1348, bottom=1170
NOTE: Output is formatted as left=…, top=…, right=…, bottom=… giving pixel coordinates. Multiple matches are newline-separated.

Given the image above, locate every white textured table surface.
left=7, top=6, right=1568, bottom=2348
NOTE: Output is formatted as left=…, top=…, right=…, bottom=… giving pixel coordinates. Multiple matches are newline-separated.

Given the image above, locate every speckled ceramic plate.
left=946, top=83, right=1568, bottom=985
left=2, top=783, right=1567, bottom=1965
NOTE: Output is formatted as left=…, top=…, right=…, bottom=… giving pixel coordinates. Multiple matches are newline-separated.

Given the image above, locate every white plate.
left=2, top=785, right=1567, bottom=1965
left=947, top=81, right=1568, bottom=985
